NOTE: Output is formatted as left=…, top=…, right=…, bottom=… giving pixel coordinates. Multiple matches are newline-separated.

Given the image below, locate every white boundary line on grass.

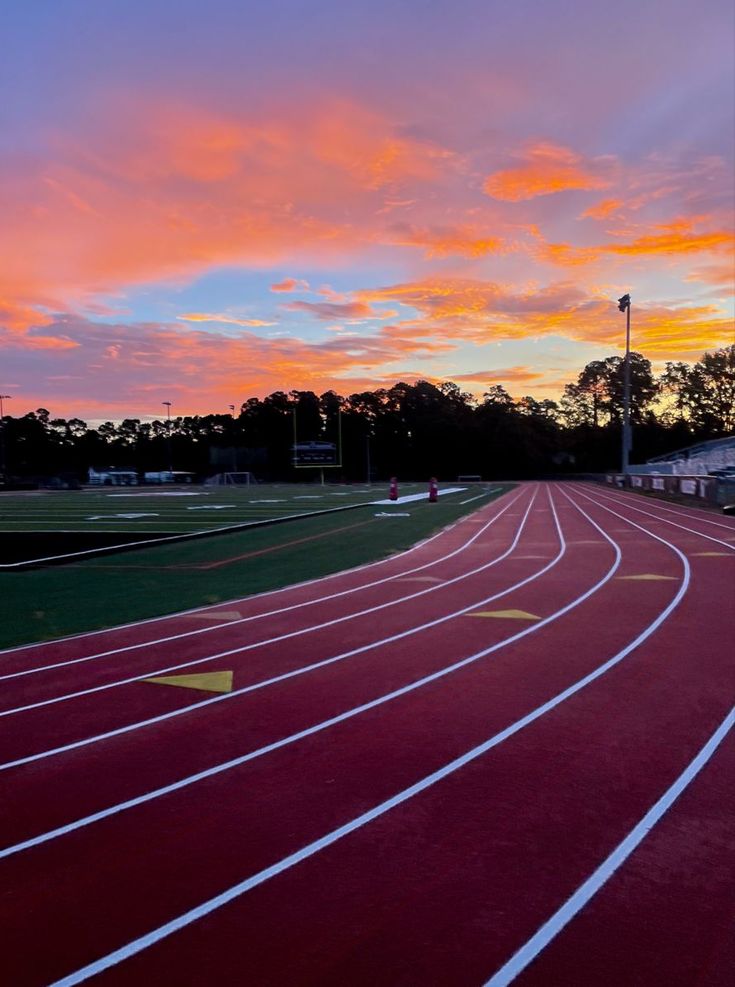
left=0, top=486, right=518, bottom=656
left=0, top=489, right=528, bottom=682
left=0, top=489, right=540, bottom=718
left=0, top=501, right=376, bottom=569
left=484, top=704, right=734, bottom=986
left=46, top=485, right=691, bottom=987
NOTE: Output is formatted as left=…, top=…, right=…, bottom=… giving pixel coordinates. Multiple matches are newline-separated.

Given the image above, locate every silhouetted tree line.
left=1, top=345, right=732, bottom=483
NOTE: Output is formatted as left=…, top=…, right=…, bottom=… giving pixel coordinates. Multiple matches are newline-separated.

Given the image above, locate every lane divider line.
left=44, top=485, right=691, bottom=987
left=597, top=485, right=735, bottom=531
left=0, top=490, right=540, bottom=717
left=2, top=487, right=621, bottom=853
left=0, top=490, right=552, bottom=764
left=0, top=489, right=530, bottom=682
left=0, top=486, right=519, bottom=657
left=579, top=486, right=735, bottom=551
left=0, top=488, right=581, bottom=848
left=483, top=706, right=735, bottom=987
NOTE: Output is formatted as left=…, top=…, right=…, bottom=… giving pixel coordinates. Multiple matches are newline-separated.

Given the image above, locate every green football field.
left=0, top=482, right=416, bottom=534
left=0, top=482, right=513, bottom=648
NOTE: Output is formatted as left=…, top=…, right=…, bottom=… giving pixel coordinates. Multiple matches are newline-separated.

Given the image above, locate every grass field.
left=0, top=482, right=512, bottom=648
left=0, top=482, right=403, bottom=534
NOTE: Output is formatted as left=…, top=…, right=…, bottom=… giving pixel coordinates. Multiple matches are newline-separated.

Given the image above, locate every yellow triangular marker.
left=693, top=552, right=731, bottom=557
left=144, top=671, right=234, bottom=693
left=466, top=609, right=540, bottom=620
left=186, top=611, right=243, bottom=621
left=617, top=574, right=678, bottom=581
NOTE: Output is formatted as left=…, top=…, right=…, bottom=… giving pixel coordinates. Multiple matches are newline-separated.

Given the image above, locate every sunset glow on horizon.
left=2, top=0, right=733, bottom=421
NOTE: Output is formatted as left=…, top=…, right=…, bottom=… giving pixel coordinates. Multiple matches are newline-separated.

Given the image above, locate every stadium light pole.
left=229, top=404, right=237, bottom=472
left=162, top=401, right=173, bottom=479
left=0, top=394, right=11, bottom=476
left=618, top=293, right=632, bottom=475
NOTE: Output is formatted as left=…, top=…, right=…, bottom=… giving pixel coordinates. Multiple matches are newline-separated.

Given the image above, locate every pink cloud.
left=283, top=300, right=397, bottom=321
left=269, top=278, right=310, bottom=293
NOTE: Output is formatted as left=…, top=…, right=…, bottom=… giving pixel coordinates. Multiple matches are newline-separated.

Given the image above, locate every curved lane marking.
left=578, top=485, right=735, bottom=550
left=0, top=490, right=540, bottom=716
left=484, top=706, right=734, bottom=986
left=44, top=484, right=691, bottom=987
left=0, top=486, right=518, bottom=657
left=0, top=489, right=529, bottom=681
left=0, top=490, right=552, bottom=755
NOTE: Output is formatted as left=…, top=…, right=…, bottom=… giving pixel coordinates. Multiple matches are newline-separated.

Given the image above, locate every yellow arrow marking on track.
left=466, top=609, right=540, bottom=620
left=143, top=671, right=234, bottom=693
left=617, top=574, right=678, bottom=581
left=186, top=611, right=243, bottom=621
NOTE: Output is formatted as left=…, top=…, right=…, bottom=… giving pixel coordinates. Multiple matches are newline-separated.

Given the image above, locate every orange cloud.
left=449, top=366, right=545, bottom=384
left=1, top=312, right=458, bottom=418
left=607, top=228, right=733, bottom=256
left=685, top=262, right=735, bottom=291
left=483, top=143, right=612, bottom=201
left=358, top=277, right=733, bottom=359
left=580, top=198, right=624, bottom=220
left=385, top=224, right=506, bottom=258
left=0, top=296, right=55, bottom=333
left=270, top=278, right=310, bottom=293
left=0, top=98, right=455, bottom=332
left=538, top=218, right=734, bottom=266
left=177, top=313, right=277, bottom=327
left=1, top=328, right=80, bottom=350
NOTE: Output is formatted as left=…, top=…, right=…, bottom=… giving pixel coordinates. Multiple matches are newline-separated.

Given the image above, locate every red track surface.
left=1, top=482, right=733, bottom=986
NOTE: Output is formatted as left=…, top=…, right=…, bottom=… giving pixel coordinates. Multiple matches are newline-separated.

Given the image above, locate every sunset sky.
left=2, top=0, right=733, bottom=421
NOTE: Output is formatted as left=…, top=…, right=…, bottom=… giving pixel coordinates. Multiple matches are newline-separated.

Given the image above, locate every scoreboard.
left=292, top=441, right=338, bottom=467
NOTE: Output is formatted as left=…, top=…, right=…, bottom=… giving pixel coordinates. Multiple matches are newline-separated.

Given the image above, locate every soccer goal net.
left=205, top=472, right=256, bottom=486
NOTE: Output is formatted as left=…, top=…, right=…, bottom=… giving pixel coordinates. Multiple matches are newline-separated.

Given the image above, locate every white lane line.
left=0, top=502, right=376, bottom=570
left=0, top=492, right=573, bottom=835
left=0, top=489, right=529, bottom=682
left=460, top=488, right=501, bottom=505
left=0, top=491, right=538, bottom=716
left=47, top=489, right=691, bottom=987
left=600, top=486, right=735, bottom=531
left=0, top=487, right=520, bottom=658
left=484, top=705, right=734, bottom=986
left=578, top=486, right=735, bottom=550
left=0, top=491, right=546, bottom=752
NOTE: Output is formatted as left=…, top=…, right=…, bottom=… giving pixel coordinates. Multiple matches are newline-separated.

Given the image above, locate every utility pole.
left=162, top=401, right=173, bottom=479
left=0, top=394, right=11, bottom=477
left=618, top=294, right=632, bottom=475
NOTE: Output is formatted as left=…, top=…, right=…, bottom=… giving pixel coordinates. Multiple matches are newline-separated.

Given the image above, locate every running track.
left=1, top=482, right=733, bottom=986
